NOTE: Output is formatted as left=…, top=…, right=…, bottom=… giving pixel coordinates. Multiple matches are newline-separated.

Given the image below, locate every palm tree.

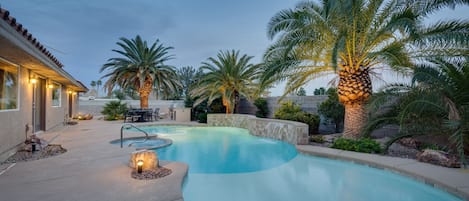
left=177, top=66, right=204, bottom=98
left=191, top=50, right=261, bottom=114
left=90, top=81, right=96, bottom=90
left=364, top=58, right=469, bottom=166
left=96, top=80, right=102, bottom=97
left=264, top=0, right=469, bottom=139
left=152, top=65, right=182, bottom=100
left=100, top=35, right=175, bottom=108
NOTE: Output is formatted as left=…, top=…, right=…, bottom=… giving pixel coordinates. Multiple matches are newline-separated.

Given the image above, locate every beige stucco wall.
left=45, top=86, right=67, bottom=131
left=0, top=62, right=78, bottom=161
left=0, top=65, right=32, bottom=161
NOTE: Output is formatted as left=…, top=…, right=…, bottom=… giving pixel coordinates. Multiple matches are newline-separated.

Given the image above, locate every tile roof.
left=0, top=7, right=64, bottom=68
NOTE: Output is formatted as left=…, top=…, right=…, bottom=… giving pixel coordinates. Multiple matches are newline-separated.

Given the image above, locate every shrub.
left=310, top=135, right=325, bottom=143
left=197, top=113, right=208, bottom=123
left=112, top=90, right=126, bottom=100
left=274, top=101, right=302, bottom=117
left=318, top=88, right=344, bottom=133
left=332, top=138, right=382, bottom=153
left=101, top=101, right=128, bottom=120
left=253, top=98, right=269, bottom=118
left=274, top=101, right=320, bottom=134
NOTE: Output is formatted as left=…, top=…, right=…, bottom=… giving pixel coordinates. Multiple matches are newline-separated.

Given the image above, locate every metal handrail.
left=120, top=123, right=151, bottom=148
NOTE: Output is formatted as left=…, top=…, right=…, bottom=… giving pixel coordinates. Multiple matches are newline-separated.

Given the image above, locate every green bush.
left=332, top=138, right=382, bottom=153
left=310, top=135, right=325, bottom=143
left=253, top=98, right=269, bottom=118
left=101, top=101, right=128, bottom=120
left=197, top=113, right=208, bottom=123
left=318, top=88, right=344, bottom=133
left=274, top=101, right=302, bottom=117
left=274, top=101, right=320, bottom=134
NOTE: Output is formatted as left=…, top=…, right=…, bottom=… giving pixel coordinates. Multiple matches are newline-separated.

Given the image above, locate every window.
left=0, top=59, right=18, bottom=111
left=51, top=82, right=61, bottom=107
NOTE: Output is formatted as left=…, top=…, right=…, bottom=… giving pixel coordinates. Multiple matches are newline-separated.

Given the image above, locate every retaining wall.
left=207, top=114, right=309, bottom=145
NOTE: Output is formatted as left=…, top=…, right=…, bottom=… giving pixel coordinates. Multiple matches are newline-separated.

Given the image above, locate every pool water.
left=116, top=138, right=168, bottom=149
left=138, top=126, right=462, bottom=201
left=156, top=127, right=297, bottom=173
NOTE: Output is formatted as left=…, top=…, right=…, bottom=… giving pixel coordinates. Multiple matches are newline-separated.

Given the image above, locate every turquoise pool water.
left=112, top=138, right=168, bottom=149
left=137, top=126, right=462, bottom=201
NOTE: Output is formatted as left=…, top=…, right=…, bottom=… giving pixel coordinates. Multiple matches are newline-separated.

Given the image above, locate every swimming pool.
left=137, top=126, right=462, bottom=201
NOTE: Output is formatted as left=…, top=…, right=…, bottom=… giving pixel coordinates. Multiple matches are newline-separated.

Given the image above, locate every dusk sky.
left=2, top=1, right=469, bottom=96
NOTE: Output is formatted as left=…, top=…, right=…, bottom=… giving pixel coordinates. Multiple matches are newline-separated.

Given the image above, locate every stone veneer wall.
left=207, top=114, right=309, bottom=145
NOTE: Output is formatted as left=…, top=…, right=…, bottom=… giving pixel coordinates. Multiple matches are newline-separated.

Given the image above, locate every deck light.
left=31, top=140, right=36, bottom=152
left=137, top=160, right=144, bottom=174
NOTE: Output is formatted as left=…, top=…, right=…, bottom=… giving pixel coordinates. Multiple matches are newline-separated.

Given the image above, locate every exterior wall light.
left=48, top=84, right=54, bottom=89
left=30, top=78, right=37, bottom=84
left=137, top=160, right=144, bottom=174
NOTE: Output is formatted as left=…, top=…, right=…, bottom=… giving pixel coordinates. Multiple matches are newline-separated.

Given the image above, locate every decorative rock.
left=398, top=137, right=418, bottom=149
left=0, top=144, right=67, bottom=164
left=416, top=149, right=461, bottom=168
left=129, top=150, right=158, bottom=170
left=388, top=142, right=420, bottom=159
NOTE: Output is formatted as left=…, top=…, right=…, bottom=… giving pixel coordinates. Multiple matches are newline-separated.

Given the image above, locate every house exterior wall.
left=0, top=59, right=81, bottom=161
left=0, top=62, right=32, bottom=161
left=0, top=8, right=87, bottom=162
left=45, top=86, right=66, bottom=130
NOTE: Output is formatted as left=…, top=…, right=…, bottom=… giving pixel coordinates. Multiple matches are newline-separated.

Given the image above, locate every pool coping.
left=297, top=145, right=469, bottom=200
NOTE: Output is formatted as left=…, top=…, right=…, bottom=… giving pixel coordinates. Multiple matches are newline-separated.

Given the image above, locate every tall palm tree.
left=177, top=66, right=204, bottom=98
left=191, top=50, right=261, bottom=114
left=264, top=0, right=469, bottom=138
left=96, top=80, right=102, bottom=97
left=152, top=65, right=182, bottom=100
left=100, top=35, right=176, bottom=108
left=364, top=58, right=469, bottom=166
left=90, top=81, right=96, bottom=90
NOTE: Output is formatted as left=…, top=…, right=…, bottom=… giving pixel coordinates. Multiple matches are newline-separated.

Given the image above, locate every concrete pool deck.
left=0, top=119, right=468, bottom=201
left=0, top=119, right=189, bottom=201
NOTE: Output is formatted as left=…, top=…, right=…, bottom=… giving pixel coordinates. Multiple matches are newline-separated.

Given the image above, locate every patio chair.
left=152, top=108, right=160, bottom=121
left=124, top=109, right=140, bottom=123
left=143, top=108, right=153, bottom=122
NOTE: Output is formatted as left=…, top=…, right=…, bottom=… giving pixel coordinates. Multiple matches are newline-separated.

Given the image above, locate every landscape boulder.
left=129, top=149, right=159, bottom=170
left=416, top=149, right=460, bottom=168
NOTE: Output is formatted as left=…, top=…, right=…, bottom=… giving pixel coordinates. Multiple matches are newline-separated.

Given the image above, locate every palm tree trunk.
left=223, top=98, right=230, bottom=114
left=139, top=80, right=153, bottom=109
left=140, top=95, right=149, bottom=109
left=337, top=66, right=372, bottom=139
left=343, top=103, right=367, bottom=139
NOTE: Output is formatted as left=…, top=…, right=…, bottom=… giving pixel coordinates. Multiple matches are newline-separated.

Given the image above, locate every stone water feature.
left=129, top=149, right=172, bottom=180
left=207, top=114, right=309, bottom=145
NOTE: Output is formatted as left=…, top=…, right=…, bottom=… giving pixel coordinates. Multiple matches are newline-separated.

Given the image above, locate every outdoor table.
left=128, top=109, right=152, bottom=122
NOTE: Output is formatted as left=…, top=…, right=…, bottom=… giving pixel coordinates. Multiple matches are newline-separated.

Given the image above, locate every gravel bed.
left=131, top=167, right=172, bottom=180
left=0, top=144, right=67, bottom=165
